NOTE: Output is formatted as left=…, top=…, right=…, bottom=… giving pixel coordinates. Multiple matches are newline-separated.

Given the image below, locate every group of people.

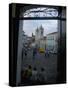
left=21, top=65, right=47, bottom=85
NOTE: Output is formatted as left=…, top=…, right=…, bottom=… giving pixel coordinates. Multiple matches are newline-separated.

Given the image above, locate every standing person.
left=45, top=48, right=49, bottom=57
left=27, top=65, right=32, bottom=82
left=22, top=65, right=32, bottom=84
left=31, top=67, right=38, bottom=82
left=38, top=68, right=46, bottom=83
left=24, top=47, right=28, bottom=58
left=40, top=68, right=45, bottom=82
left=33, top=47, right=37, bottom=59
left=27, top=65, right=32, bottom=77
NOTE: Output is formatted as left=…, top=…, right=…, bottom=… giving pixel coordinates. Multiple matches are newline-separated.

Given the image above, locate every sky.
left=21, top=20, right=58, bottom=36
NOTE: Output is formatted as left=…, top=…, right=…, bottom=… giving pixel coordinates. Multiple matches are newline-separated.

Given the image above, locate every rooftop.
left=46, top=32, right=58, bottom=36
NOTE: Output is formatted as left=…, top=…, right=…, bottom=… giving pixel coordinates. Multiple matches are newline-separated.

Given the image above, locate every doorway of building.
left=16, top=6, right=66, bottom=86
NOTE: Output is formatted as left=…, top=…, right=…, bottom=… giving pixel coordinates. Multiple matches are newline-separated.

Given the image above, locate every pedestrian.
left=31, top=67, right=38, bottom=82
left=27, top=65, right=32, bottom=77
left=21, top=65, right=32, bottom=84
left=33, top=47, right=37, bottom=59
left=38, top=68, right=46, bottom=83
left=24, top=48, right=27, bottom=57
left=45, top=48, right=49, bottom=57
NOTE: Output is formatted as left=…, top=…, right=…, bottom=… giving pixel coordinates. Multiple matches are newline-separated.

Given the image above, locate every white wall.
left=46, top=33, right=58, bottom=53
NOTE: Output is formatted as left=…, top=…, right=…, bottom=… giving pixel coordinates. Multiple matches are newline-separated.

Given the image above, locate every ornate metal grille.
left=23, top=7, right=58, bottom=17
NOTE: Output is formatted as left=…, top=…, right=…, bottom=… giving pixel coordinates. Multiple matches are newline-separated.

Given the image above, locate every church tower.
left=35, top=25, right=44, bottom=47
left=39, top=25, right=44, bottom=39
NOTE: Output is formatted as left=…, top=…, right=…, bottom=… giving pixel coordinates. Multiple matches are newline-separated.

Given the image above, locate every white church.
left=35, top=25, right=46, bottom=52
left=35, top=25, right=58, bottom=53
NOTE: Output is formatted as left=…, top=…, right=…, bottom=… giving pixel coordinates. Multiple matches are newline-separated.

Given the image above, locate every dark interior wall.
left=57, top=7, right=66, bottom=83
left=9, top=4, right=20, bottom=86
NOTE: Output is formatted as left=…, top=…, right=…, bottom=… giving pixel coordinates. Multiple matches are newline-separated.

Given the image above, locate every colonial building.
left=46, top=32, right=58, bottom=53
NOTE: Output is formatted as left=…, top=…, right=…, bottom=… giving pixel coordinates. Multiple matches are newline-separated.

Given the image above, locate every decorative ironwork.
left=23, top=7, right=58, bottom=17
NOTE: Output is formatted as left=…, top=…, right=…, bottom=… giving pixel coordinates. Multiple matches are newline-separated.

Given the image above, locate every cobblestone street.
left=21, top=49, right=58, bottom=83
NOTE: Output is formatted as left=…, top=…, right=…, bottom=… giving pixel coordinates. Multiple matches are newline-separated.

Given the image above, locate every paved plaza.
left=21, top=49, right=58, bottom=84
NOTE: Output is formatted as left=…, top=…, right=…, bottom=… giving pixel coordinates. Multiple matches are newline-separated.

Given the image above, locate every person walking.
left=24, top=47, right=28, bottom=58
left=33, top=47, right=37, bottom=59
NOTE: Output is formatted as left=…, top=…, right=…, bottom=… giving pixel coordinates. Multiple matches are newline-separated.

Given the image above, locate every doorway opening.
left=16, top=6, right=66, bottom=86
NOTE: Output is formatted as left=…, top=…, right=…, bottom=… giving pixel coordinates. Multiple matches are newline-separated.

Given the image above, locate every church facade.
left=35, top=25, right=46, bottom=52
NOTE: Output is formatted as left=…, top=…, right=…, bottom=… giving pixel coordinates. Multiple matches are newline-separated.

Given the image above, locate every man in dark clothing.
left=33, top=47, right=37, bottom=59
